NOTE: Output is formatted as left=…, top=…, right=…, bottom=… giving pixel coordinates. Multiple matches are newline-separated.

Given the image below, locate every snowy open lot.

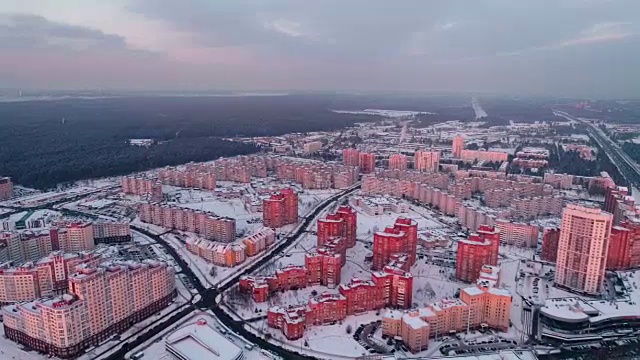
left=0, top=326, right=48, bottom=360
left=248, top=310, right=382, bottom=359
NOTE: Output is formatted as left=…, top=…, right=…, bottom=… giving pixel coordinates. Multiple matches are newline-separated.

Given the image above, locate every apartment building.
left=0, top=266, right=40, bottom=305
left=359, top=152, right=376, bottom=174
left=540, top=227, right=560, bottom=262
left=306, top=292, right=347, bottom=326
left=139, top=202, right=236, bottom=242
left=607, top=218, right=640, bottom=270
left=554, top=204, right=613, bottom=295
left=383, top=273, right=511, bottom=353
left=494, top=219, right=539, bottom=248
left=267, top=305, right=306, bottom=340
left=305, top=240, right=343, bottom=288
left=342, top=148, right=360, bottom=167
left=2, top=260, right=175, bottom=359
left=303, top=141, right=323, bottom=153
left=456, top=225, right=500, bottom=283
left=0, top=177, right=13, bottom=200
left=414, top=150, right=440, bottom=173
left=388, top=154, right=408, bottom=171
left=121, top=176, right=162, bottom=201
left=338, top=278, right=385, bottom=315
left=317, top=205, right=357, bottom=248
left=371, top=265, right=413, bottom=309
left=242, top=227, right=276, bottom=256
left=263, top=188, right=298, bottom=228
left=372, top=217, right=418, bottom=270
left=460, top=150, right=508, bottom=163
left=92, top=221, right=131, bottom=244
left=158, top=167, right=216, bottom=190
left=185, top=238, right=246, bottom=267
left=543, top=172, right=574, bottom=190
left=452, top=135, right=464, bottom=158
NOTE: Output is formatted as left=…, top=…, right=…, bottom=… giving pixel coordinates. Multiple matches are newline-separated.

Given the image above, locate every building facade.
left=554, top=204, right=613, bottom=295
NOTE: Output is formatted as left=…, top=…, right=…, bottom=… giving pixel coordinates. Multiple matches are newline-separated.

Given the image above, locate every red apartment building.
left=239, top=276, right=269, bottom=302
left=317, top=206, right=357, bottom=248
left=0, top=177, right=13, bottom=201
left=239, top=265, right=309, bottom=302
left=267, top=305, right=306, bottom=340
left=305, top=293, right=347, bottom=326
left=339, top=278, right=385, bottom=315
left=455, top=227, right=499, bottom=283
left=359, top=152, right=376, bottom=174
left=607, top=219, right=640, bottom=270
left=388, top=154, right=408, bottom=171
left=305, top=242, right=343, bottom=288
left=263, top=188, right=298, bottom=228
left=372, top=217, right=418, bottom=270
left=540, top=227, right=560, bottom=262
left=371, top=265, right=413, bottom=309
left=342, top=148, right=360, bottom=167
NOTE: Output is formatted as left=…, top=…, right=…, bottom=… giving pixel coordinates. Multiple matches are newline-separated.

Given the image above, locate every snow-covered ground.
left=1, top=182, right=116, bottom=208
left=0, top=326, right=48, bottom=360
left=248, top=311, right=382, bottom=359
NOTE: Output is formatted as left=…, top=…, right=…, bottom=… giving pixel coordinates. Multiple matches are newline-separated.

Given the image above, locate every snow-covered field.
left=0, top=326, right=47, bottom=360
left=249, top=311, right=382, bottom=359
left=1, top=181, right=116, bottom=208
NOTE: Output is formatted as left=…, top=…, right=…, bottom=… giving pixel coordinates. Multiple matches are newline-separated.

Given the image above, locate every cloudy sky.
left=1, top=0, right=638, bottom=97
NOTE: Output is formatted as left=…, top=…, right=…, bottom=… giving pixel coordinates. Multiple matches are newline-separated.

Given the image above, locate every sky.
left=0, top=0, right=639, bottom=98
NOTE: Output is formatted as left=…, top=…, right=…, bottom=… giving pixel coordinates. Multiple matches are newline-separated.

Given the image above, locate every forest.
left=0, top=95, right=382, bottom=189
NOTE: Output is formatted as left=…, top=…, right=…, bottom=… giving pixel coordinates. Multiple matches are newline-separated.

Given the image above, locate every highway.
left=554, top=110, right=640, bottom=188
left=99, top=183, right=361, bottom=360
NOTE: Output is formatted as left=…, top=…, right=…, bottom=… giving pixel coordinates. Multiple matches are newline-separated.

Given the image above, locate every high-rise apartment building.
left=540, top=227, right=560, bottom=262
left=121, top=176, right=163, bottom=201
left=62, top=223, right=95, bottom=253
left=455, top=225, right=500, bottom=283
left=372, top=217, right=418, bottom=270
left=414, top=150, right=440, bottom=173
left=263, top=188, right=298, bottom=228
left=388, top=154, right=408, bottom=171
left=317, top=205, right=357, bottom=248
left=359, top=152, right=376, bottom=174
left=371, top=265, right=413, bottom=309
left=554, top=204, right=613, bottom=295
left=0, top=177, right=13, bottom=200
left=92, top=221, right=131, bottom=244
left=452, top=136, right=464, bottom=158
left=2, top=260, right=175, bottom=359
left=342, top=148, right=360, bottom=167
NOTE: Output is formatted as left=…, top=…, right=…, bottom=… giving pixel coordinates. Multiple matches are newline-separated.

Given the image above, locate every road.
left=98, top=183, right=361, bottom=360
left=553, top=110, right=640, bottom=187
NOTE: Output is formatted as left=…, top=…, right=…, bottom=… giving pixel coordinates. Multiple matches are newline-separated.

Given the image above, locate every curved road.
left=101, top=183, right=361, bottom=360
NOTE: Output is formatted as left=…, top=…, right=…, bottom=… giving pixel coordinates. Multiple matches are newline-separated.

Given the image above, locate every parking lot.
left=441, top=338, right=519, bottom=356
left=352, top=320, right=394, bottom=355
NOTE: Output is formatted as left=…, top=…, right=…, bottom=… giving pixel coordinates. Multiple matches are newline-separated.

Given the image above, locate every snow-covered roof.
left=383, top=309, right=403, bottom=320
left=402, top=313, right=429, bottom=330
left=165, top=316, right=243, bottom=360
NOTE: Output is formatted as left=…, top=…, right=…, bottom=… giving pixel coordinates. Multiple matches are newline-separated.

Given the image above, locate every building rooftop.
left=165, top=315, right=243, bottom=360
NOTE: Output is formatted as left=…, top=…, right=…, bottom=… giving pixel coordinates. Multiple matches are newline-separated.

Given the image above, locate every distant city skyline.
left=1, top=1, right=639, bottom=98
